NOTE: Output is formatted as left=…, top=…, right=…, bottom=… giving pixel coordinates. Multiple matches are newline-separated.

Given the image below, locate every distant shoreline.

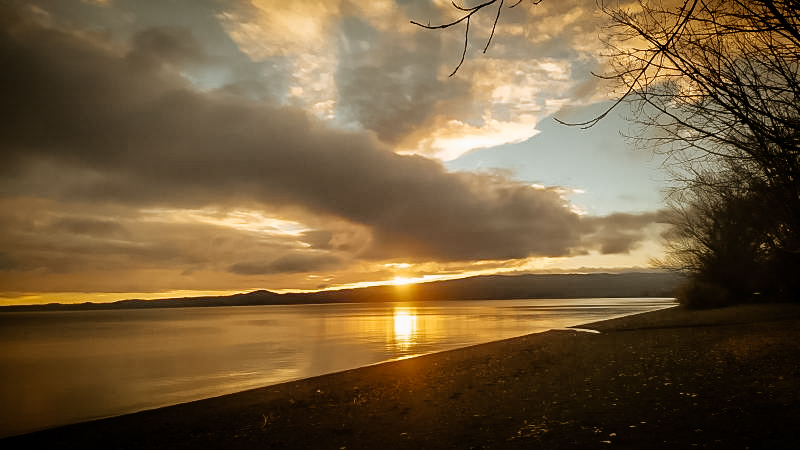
left=4, top=302, right=798, bottom=448
left=0, top=271, right=682, bottom=311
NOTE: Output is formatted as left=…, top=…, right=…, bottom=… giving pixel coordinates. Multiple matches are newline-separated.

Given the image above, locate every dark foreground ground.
left=4, top=303, right=800, bottom=449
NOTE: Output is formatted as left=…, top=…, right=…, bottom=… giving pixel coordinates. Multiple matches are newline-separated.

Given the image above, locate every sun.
left=390, top=276, right=417, bottom=286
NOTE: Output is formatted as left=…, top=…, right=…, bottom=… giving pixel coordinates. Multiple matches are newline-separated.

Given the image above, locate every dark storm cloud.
left=0, top=5, right=657, bottom=269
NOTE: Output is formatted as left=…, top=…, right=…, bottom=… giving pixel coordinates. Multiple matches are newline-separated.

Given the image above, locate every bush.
left=676, top=279, right=733, bottom=309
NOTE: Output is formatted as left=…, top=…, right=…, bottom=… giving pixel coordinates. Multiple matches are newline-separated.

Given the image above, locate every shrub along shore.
left=3, top=303, right=800, bottom=449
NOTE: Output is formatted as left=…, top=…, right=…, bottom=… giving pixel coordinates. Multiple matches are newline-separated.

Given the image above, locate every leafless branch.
left=452, top=17, right=471, bottom=77
left=484, top=0, right=505, bottom=53
left=411, top=0, right=542, bottom=76
left=558, top=0, right=700, bottom=128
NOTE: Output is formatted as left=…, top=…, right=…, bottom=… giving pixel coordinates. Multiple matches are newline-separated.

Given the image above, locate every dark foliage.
left=597, top=1, right=800, bottom=307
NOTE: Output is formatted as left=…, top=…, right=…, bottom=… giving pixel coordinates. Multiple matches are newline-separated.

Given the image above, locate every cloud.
left=581, top=211, right=670, bottom=255
left=218, top=0, right=340, bottom=59
left=333, top=0, right=615, bottom=160
left=230, top=252, right=342, bottom=275
left=0, top=9, right=596, bottom=259
left=47, top=216, right=129, bottom=238
left=0, top=3, right=664, bottom=296
left=212, top=0, right=615, bottom=160
left=126, top=27, right=208, bottom=68
left=0, top=198, right=326, bottom=276
left=334, top=16, right=472, bottom=145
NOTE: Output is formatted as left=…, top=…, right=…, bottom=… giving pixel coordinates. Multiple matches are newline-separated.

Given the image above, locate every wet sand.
left=3, top=303, right=800, bottom=449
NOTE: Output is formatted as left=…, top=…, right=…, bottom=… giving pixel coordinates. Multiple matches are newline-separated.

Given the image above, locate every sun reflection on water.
left=392, top=307, right=418, bottom=350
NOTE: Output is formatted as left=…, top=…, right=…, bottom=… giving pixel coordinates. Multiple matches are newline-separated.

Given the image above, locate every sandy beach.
left=3, top=303, right=800, bottom=449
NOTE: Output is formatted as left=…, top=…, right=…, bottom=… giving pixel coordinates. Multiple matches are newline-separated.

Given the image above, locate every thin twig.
left=558, top=0, right=699, bottom=128
left=411, top=0, right=503, bottom=75
left=410, top=0, right=499, bottom=31
left=452, top=17, right=471, bottom=76
left=484, top=0, right=505, bottom=53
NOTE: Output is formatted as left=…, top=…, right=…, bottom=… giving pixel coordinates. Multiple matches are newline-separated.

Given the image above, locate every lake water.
left=0, top=298, right=674, bottom=438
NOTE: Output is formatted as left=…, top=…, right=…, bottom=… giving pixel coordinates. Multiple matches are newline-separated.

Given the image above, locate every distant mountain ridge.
left=1, top=272, right=682, bottom=311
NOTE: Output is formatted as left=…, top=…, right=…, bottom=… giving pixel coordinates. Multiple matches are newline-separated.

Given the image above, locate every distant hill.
left=1, top=272, right=682, bottom=311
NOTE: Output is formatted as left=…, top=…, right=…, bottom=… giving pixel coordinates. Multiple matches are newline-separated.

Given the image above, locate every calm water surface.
left=0, top=298, right=674, bottom=437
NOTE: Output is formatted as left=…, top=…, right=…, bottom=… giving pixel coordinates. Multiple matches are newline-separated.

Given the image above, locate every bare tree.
left=413, top=0, right=800, bottom=304
left=658, top=163, right=774, bottom=306
left=600, top=1, right=800, bottom=302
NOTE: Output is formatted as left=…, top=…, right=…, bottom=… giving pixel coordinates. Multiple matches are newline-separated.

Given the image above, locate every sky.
left=0, top=0, right=671, bottom=305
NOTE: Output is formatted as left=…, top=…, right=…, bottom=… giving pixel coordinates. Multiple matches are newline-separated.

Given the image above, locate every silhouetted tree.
left=414, top=1, right=800, bottom=305
left=658, top=164, right=774, bottom=307
left=599, top=0, right=800, bottom=304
